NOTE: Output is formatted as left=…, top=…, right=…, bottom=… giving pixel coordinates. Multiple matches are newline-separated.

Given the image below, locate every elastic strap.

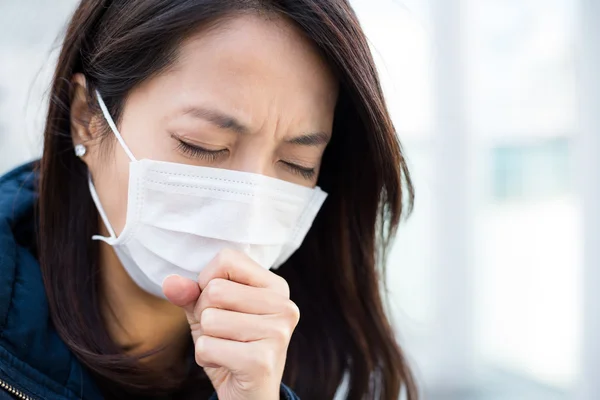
left=95, top=89, right=137, bottom=162
left=88, top=174, right=118, bottom=240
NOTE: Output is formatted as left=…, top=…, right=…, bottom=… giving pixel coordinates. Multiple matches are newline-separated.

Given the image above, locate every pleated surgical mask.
left=88, top=90, right=327, bottom=298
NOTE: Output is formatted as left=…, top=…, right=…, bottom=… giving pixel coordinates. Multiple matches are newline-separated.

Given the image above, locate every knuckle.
left=274, top=275, right=290, bottom=297
left=283, top=300, right=300, bottom=325
left=194, top=336, right=210, bottom=366
left=203, top=279, right=225, bottom=305
left=200, top=308, right=217, bottom=333
left=269, top=324, right=291, bottom=345
left=249, top=347, right=273, bottom=375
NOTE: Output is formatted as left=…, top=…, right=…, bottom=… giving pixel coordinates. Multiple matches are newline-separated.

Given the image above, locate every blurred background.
left=0, top=0, right=598, bottom=399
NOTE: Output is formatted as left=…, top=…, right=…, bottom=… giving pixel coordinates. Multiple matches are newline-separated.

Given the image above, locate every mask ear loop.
left=89, top=177, right=118, bottom=240
left=88, top=90, right=138, bottom=241
left=95, top=89, right=137, bottom=162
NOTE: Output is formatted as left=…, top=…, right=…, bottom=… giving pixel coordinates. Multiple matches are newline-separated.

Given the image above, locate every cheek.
left=119, top=109, right=177, bottom=163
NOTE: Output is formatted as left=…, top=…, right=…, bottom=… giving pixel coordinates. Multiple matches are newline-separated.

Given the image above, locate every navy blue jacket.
left=0, top=163, right=298, bottom=400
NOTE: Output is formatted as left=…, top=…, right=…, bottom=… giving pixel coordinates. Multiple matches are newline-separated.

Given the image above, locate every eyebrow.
left=285, top=131, right=331, bottom=147
left=183, top=107, right=248, bottom=134
left=182, top=106, right=330, bottom=147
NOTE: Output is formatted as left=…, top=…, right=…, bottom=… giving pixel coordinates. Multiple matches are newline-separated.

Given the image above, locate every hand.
left=162, top=249, right=300, bottom=400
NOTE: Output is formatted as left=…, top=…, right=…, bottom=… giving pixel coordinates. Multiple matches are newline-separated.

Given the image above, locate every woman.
left=0, top=0, right=416, bottom=399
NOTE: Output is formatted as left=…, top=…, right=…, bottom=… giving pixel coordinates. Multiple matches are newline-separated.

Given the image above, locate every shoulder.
left=0, top=161, right=39, bottom=333
left=0, top=161, right=103, bottom=400
left=0, top=161, right=38, bottom=218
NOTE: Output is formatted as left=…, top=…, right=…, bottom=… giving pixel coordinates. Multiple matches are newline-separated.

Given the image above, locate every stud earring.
left=74, top=144, right=87, bottom=158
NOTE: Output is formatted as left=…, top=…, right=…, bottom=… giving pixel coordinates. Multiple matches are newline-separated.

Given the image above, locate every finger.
left=193, top=278, right=290, bottom=316
left=162, top=274, right=201, bottom=324
left=198, top=249, right=289, bottom=297
left=198, top=308, right=280, bottom=342
left=195, top=335, right=280, bottom=377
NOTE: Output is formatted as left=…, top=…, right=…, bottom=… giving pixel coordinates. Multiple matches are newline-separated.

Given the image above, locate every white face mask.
left=89, top=90, right=327, bottom=298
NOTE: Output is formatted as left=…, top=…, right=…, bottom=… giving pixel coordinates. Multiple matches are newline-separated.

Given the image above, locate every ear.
left=70, top=74, right=96, bottom=161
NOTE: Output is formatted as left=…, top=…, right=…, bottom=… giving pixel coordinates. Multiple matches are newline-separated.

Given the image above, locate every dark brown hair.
left=38, top=0, right=417, bottom=399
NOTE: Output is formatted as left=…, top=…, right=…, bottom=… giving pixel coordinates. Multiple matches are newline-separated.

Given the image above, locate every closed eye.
left=280, top=161, right=316, bottom=180
left=172, top=134, right=228, bottom=162
left=171, top=133, right=316, bottom=179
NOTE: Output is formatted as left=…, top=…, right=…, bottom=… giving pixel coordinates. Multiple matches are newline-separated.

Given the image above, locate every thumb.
left=162, top=274, right=201, bottom=321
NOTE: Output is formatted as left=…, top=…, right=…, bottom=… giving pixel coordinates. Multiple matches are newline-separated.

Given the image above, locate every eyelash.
left=282, top=161, right=316, bottom=180
left=175, top=138, right=228, bottom=162
left=174, top=136, right=316, bottom=180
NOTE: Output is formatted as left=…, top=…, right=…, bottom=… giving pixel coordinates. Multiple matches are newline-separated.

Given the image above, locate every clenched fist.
left=162, top=249, right=299, bottom=400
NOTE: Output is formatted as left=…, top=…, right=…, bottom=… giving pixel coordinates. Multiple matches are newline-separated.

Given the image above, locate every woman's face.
left=74, top=14, right=339, bottom=236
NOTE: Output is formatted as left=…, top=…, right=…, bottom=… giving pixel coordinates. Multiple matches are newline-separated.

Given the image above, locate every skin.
left=69, top=13, right=338, bottom=400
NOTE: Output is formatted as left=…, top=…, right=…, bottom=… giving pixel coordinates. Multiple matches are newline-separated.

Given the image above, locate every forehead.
left=134, top=13, right=339, bottom=124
